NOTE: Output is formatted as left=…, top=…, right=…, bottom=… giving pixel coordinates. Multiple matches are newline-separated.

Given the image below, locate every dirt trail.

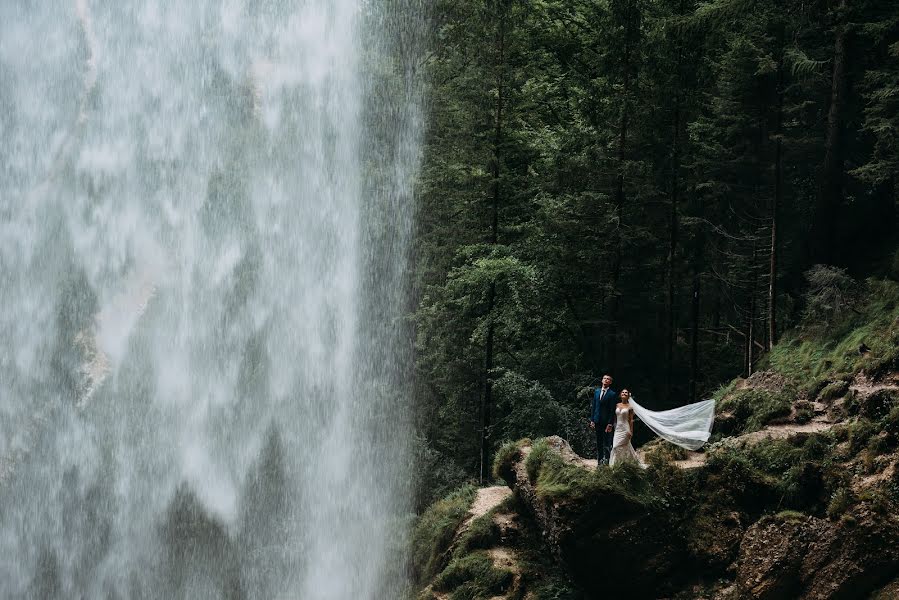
left=458, top=486, right=511, bottom=534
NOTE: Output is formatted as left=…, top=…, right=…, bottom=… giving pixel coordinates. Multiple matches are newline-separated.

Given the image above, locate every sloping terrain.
left=412, top=278, right=899, bottom=599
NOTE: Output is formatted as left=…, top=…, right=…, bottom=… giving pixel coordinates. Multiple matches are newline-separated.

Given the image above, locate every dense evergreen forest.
left=408, top=0, right=899, bottom=500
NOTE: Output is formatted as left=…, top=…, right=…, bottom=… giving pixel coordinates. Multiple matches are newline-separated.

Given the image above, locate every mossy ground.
left=414, top=487, right=583, bottom=600
left=763, top=279, right=899, bottom=391
left=411, top=484, right=477, bottom=586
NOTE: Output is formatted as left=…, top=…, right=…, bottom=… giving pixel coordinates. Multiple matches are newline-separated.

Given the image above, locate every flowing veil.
left=629, top=397, right=716, bottom=451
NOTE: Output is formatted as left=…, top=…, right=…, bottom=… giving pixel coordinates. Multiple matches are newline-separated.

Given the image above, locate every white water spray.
left=0, top=1, right=422, bottom=597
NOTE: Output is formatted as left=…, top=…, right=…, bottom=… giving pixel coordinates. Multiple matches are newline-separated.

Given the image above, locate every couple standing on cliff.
left=589, top=373, right=719, bottom=467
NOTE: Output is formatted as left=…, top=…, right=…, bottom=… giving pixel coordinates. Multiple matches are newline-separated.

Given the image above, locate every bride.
left=609, top=389, right=716, bottom=467
left=610, top=390, right=641, bottom=466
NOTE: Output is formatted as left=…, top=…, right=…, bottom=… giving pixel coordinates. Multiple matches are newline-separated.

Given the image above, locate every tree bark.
left=608, top=0, right=638, bottom=371
left=813, top=0, right=849, bottom=264
left=666, top=92, right=682, bottom=401
left=769, top=41, right=784, bottom=351
left=480, top=1, right=506, bottom=483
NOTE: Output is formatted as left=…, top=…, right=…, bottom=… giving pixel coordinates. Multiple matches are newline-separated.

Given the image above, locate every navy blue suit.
left=591, top=387, right=617, bottom=464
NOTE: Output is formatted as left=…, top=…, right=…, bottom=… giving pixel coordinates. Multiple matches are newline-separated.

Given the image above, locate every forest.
left=408, top=0, right=899, bottom=502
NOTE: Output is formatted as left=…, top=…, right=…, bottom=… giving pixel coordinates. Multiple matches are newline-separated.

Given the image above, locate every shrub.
left=801, top=265, right=862, bottom=329
left=493, top=372, right=566, bottom=443
left=867, top=433, right=891, bottom=456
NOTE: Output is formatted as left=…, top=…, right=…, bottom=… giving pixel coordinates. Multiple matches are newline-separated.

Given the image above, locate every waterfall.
left=0, top=1, right=423, bottom=597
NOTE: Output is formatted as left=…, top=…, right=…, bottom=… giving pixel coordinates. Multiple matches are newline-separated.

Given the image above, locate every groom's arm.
left=603, top=391, right=615, bottom=432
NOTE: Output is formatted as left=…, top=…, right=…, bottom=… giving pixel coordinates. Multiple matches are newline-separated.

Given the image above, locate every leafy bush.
left=493, top=371, right=566, bottom=444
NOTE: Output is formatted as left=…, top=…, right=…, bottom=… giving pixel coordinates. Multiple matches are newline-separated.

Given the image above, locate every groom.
left=590, top=374, right=616, bottom=465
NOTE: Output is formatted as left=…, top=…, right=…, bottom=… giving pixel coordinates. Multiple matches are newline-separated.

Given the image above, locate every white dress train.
left=609, top=406, right=642, bottom=467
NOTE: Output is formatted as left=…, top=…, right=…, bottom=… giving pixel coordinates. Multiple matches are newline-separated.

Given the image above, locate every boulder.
left=500, top=437, right=684, bottom=598
left=736, top=507, right=899, bottom=599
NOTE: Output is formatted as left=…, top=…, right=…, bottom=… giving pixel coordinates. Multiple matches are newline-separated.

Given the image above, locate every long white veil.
left=629, top=397, right=716, bottom=451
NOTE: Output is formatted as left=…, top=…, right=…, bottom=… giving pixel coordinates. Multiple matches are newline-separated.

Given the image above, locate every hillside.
left=410, top=277, right=899, bottom=599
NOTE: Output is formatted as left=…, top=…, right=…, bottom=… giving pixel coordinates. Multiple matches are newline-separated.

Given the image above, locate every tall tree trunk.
left=747, top=245, right=758, bottom=377
left=689, top=272, right=700, bottom=403
left=814, top=0, right=849, bottom=264
left=480, top=3, right=506, bottom=483
left=666, top=93, right=682, bottom=401
left=608, top=0, right=637, bottom=371
left=769, top=42, right=784, bottom=350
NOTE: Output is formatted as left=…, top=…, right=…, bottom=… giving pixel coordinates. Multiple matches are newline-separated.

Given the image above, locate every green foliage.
left=411, top=0, right=899, bottom=511
left=456, top=513, right=500, bottom=555
left=765, top=280, right=899, bottom=384
left=718, top=388, right=793, bottom=433
left=493, top=372, right=567, bottom=444
left=801, top=266, right=863, bottom=329
left=848, top=419, right=877, bottom=455
left=433, top=552, right=514, bottom=599
left=642, top=439, right=690, bottom=462
left=526, top=440, right=654, bottom=506
left=818, top=380, right=850, bottom=401
left=827, top=487, right=856, bottom=519
left=410, top=485, right=477, bottom=585
left=492, top=440, right=523, bottom=481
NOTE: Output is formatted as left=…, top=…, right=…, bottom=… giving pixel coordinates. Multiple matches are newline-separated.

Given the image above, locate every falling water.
left=0, top=1, right=423, bottom=597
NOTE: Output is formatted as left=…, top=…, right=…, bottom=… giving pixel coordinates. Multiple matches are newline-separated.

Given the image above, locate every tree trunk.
left=689, top=273, right=700, bottom=403
left=747, top=245, right=758, bottom=377
left=480, top=2, right=506, bottom=483
left=769, top=42, right=783, bottom=350
left=666, top=92, right=681, bottom=401
left=814, top=0, right=849, bottom=264
left=608, top=0, right=638, bottom=371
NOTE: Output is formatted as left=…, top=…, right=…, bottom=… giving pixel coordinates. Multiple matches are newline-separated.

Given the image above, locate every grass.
left=493, top=440, right=523, bottom=481
left=717, top=388, right=794, bottom=433
left=764, top=279, right=899, bottom=386
left=525, top=439, right=653, bottom=506
left=642, top=439, right=689, bottom=462
left=410, top=484, right=477, bottom=585
left=432, top=551, right=514, bottom=599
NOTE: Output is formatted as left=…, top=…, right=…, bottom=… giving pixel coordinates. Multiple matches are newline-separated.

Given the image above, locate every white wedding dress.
left=609, top=406, right=641, bottom=467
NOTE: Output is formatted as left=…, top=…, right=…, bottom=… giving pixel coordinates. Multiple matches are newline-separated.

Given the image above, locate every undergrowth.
left=763, top=279, right=899, bottom=390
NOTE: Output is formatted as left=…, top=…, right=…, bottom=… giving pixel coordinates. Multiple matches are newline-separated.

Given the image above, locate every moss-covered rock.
left=410, top=485, right=477, bottom=586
